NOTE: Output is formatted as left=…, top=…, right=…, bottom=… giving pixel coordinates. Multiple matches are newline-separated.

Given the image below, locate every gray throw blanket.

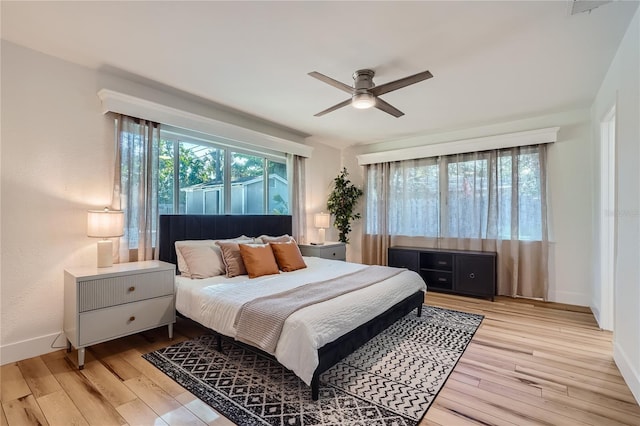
left=234, top=265, right=405, bottom=354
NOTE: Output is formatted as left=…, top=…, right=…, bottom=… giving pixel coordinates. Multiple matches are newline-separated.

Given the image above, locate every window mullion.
left=223, top=150, right=231, bottom=214
left=439, top=156, right=448, bottom=238
left=263, top=159, right=269, bottom=214
left=172, top=139, right=180, bottom=213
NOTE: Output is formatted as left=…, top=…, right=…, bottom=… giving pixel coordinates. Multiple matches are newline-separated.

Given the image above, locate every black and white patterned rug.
left=144, top=306, right=483, bottom=426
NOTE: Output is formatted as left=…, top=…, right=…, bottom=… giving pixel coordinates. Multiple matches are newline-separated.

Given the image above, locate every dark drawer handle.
left=332, top=253, right=336, bottom=256
left=129, top=316, right=136, bottom=322
left=469, top=273, right=475, bottom=279
left=128, top=286, right=136, bottom=292
left=438, top=278, right=447, bottom=282
left=437, top=261, right=447, bottom=265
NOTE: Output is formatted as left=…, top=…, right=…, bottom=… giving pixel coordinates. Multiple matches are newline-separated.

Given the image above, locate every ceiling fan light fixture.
left=352, top=92, right=376, bottom=109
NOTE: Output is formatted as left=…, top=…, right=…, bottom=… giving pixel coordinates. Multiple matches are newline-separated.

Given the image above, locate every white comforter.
left=175, top=257, right=426, bottom=385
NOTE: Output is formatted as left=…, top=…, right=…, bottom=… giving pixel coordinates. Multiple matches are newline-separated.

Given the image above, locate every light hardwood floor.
left=2, top=293, right=639, bottom=425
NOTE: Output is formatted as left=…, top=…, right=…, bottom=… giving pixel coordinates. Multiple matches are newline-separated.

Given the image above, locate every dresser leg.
left=168, top=323, right=174, bottom=340
left=78, top=347, right=85, bottom=370
left=66, top=339, right=72, bottom=353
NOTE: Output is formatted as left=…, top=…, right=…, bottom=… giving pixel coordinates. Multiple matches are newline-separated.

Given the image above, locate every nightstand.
left=298, top=242, right=346, bottom=261
left=64, top=260, right=176, bottom=369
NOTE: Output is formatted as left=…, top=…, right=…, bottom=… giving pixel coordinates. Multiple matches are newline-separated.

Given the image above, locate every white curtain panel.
left=363, top=145, right=549, bottom=299
left=112, top=114, right=160, bottom=263
left=287, top=154, right=307, bottom=244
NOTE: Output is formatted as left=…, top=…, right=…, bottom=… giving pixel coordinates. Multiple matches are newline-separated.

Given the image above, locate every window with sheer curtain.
left=113, top=115, right=307, bottom=261
left=364, top=144, right=549, bottom=299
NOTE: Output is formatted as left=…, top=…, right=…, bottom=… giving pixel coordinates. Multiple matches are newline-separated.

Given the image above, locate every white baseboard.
left=0, top=331, right=67, bottom=365
left=547, top=290, right=590, bottom=307
left=614, top=341, right=640, bottom=405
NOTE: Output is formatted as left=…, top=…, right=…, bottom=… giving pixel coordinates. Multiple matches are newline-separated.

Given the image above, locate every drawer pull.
left=129, top=316, right=136, bottom=322
left=332, top=252, right=336, bottom=256
left=438, top=261, right=447, bottom=265
left=128, top=286, right=135, bottom=292
left=438, top=278, right=447, bottom=282
left=469, top=273, right=475, bottom=279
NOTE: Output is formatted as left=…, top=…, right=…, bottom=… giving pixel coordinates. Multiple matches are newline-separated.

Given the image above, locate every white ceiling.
left=2, top=1, right=637, bottom=149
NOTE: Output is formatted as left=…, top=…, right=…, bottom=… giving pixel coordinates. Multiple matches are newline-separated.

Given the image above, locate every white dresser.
left=64, top=260, right=176, bottom=369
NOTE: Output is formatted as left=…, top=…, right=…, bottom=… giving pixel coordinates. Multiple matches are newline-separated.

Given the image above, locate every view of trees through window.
left=159, top=137, right=288, bottom=215
left=367, top=146, right=544, bottom=241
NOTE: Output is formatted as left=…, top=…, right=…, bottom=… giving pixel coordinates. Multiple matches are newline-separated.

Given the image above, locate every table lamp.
left=313, top=212, right=330, bottom=245
left=87, top=208, right=124, bottom=268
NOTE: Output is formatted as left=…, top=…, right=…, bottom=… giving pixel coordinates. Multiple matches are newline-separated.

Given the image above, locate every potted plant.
left=327, top=167, right=364, bottom=243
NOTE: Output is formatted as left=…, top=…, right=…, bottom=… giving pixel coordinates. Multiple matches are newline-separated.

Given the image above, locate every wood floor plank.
left=43, top=357, right=127, bottom=425
left=37, top=390, right=88, bottom=426
left=0, top=364, right=31, bottom=402
left=124, top=376, right=205, bottom=425
left=121, top=349, right=187, bottom=397
left=79, top=358, right=137, bottom=407
left=437, top=387, right=538, bottom=426
left=174, top=391, right=234, bottom=425
left=1, top=405, right=8, bottom=426
left=16, top=358, right=62, bottom=399
left=2, top=395, right=48, bottom=426
left=116, top=398, right=169, bottom=426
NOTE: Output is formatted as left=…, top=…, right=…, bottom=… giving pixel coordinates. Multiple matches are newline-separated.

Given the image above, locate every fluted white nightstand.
left=64, top=260, right=176, bottom=369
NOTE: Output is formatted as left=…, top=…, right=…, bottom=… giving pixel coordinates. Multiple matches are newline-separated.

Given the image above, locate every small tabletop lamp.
left=313, top=212, right=330, bottom=245
left=87, top=208, right=124, bottom=268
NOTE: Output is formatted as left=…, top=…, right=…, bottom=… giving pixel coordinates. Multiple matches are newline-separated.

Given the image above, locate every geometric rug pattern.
left=143, top=305, right=483, bottom=426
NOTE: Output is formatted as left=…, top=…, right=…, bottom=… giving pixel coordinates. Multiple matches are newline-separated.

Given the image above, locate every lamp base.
left=316, top=228, right=326, bottom=245
left=97, top=240, right=113, bottom=268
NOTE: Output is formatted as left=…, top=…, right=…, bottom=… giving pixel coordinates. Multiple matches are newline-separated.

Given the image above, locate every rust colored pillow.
left=270, top=242, right=307, bottom=272
left=238, top=244, right=280, bottom=278
left=216, top=241, right=248, bottom=278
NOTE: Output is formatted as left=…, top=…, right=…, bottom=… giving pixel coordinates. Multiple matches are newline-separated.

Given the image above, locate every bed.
left=158, top=214, right=426, bottom=400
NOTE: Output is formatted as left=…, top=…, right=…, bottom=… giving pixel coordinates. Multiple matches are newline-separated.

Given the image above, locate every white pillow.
left=178, top=244, right=225, bottom=279
left=175, top=236, right=252, bottom=278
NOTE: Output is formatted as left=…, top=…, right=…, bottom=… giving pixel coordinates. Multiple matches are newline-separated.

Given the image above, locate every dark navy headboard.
left=158, top=214, right=293, bottom=266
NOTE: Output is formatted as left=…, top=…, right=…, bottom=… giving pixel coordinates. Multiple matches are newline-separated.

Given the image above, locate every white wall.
left=302, top=138, right=342, bottom=245
left=1, top=41, right=114, bottom=363
left=346, top=109, right=595, bottom=306
left=592, top=8, right=640, bottom=403
left=0, top=41, right=319, bottom=364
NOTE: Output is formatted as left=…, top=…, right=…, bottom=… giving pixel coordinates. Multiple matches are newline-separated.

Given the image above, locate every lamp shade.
left=314, top=212, right=330, bottom=229
left=87, top=208, right=124, bottom=238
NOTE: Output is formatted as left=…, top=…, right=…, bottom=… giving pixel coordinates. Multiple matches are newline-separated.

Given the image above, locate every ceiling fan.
left=308, top=69, right=433, bottom=118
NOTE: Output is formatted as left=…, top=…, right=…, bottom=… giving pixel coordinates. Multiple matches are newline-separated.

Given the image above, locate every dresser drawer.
left=78, top=295, right=175, bottom=346
left=79, top=270, right=174, bottom=312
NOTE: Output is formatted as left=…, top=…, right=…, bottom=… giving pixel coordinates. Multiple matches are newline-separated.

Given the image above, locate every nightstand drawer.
left=299, top=243, right=346, bottom=261
left=79, top=270, right=174, bottom=312
left=79, top=295, right=175, bottom=346
left=320, top=245, right=346, bottom=260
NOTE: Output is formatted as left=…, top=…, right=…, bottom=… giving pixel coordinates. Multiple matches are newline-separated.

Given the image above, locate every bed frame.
left=158, top=214, right=424, bottom=400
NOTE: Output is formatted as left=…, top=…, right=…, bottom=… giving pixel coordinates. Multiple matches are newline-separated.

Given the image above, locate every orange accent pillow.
left=238, top=244, right=280, bottom=278
left=270, top=242, right=307, bottom=272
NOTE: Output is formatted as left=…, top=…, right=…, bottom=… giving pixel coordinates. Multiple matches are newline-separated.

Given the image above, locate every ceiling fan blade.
left=314, top=99, right=352, bottom=117
left=374, top=98, right=404, bottom=117
left=370, top=70, right=433, bottom=96
left=308, top=72, right=353, bottom=94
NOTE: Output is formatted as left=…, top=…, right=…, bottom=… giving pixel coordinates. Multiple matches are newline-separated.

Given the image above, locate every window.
left=366, top=145, right=545, bottom=241
left=158, top=133, right=288, bottom=215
